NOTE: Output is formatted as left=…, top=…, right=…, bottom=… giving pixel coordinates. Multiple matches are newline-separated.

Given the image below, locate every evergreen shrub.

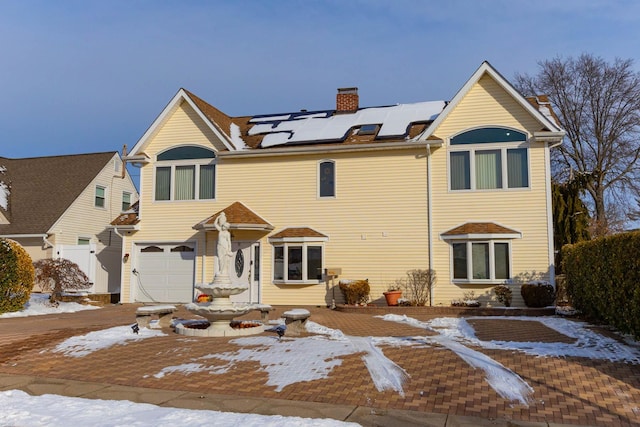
left=0, top=238, right=35, bottom=314
left=563, top=231, right=640, bottom=338
left=520, top=282, right=555, bottom=307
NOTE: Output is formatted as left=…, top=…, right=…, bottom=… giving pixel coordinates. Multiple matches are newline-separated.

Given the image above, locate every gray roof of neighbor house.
left=0, top=152, right=118, bottom=235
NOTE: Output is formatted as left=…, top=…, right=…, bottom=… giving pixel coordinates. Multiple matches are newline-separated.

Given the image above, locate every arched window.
left=449, top=128, right=529, bottom=191
left=319, top=160, right=335, bottom=198
left=155, top=146, right=216, bottom=201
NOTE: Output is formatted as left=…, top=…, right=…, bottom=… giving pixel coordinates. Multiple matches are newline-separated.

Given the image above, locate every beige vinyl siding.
left=123, top=71, right=555, bottom=307
left=53, top=153, right=138, bottom=295
left=11, top=236, right=54, bottom=264
left=221, top=150, right=430, bottom=305
left=145, top=101, right=228, bottom=157
left=130, top=137, right=431, bottom=304
left=428, top=73, right=552, bottom=306
left=432, top=75, right=543, bottom=138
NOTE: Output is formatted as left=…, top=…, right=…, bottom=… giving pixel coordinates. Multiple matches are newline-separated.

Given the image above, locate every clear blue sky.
left=1, top=0, right=638, bottom=172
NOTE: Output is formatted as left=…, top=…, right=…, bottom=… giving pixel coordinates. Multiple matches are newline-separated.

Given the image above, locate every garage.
left=133, top=243, right=196, bottom=303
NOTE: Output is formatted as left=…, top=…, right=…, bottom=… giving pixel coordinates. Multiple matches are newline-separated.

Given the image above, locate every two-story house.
left=0, top=152, right=139, bottom=301
left=113, top=62, right=564, bottom=307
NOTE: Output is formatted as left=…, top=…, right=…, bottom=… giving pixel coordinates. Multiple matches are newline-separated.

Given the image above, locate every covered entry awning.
left=193, top=201, right=274, bottom=232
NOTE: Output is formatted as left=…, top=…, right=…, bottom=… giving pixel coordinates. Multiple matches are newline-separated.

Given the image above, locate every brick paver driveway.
left=0, top=304, right=639, bottom=426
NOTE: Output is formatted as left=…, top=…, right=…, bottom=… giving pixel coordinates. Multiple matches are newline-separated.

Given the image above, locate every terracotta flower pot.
left=383, top=290, right=402, bottom=306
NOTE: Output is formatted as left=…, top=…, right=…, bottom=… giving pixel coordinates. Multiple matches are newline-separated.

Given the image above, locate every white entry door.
left=229, top=241, right=260, bottom=304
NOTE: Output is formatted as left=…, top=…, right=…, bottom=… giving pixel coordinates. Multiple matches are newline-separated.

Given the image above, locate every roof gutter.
left=194, top=223, right=274, bottom=232
left=218, top=140, right=443, bottom=159
left=0, top=233, right=54, bottom=249
left=533, top=131, right=565, bottom=147
left=108, top=225, right=140, bottom=232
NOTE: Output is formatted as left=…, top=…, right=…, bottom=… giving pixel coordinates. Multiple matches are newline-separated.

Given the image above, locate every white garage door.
left=134, top=243, right=195, bottom=303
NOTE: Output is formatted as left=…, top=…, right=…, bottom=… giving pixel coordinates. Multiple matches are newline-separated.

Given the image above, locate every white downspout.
left=42, top=234, right=54, bottom=251
left=426, top=144, right=434, bottom=306
left=112, top=227, right=127, bottom=304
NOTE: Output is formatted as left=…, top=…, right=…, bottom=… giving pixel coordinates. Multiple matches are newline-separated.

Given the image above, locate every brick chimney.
left=336, top=87, right=358, bottom=113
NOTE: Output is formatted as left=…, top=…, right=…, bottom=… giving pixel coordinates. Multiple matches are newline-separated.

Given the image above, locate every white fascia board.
left=533, top=131, right=565, bottom=146
left=108, top=225, right=140, bottom=231
left=130, top=89, right=234, bottom=156
left=0, top=233, right=48, bottom=238
left=130, top=90, right=186, bottom=155
left=440, top=232, right=522, bottom=240
left=180, top=94, right=235, bottom=152
left=196, top=223, right=274, bottom=231
left=417, top=62, right=564, bottom=142
left=218, top=140, right=431, bottom=159
left=268, top=236, right=330, bottom=243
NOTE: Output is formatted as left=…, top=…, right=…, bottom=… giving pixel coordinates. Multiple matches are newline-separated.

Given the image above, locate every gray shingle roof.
left=0, top=152, right=117, bottom=235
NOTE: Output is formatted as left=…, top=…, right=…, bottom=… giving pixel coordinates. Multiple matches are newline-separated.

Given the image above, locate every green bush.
left=338, top=279, right=370, bottom=305
left=493, top=285, right=512, bottom=307
left=563, top=231, right=640, bottom=338
left=0, top=238, right=35, bottom=314
left=520, top=282, right=555, bottom=308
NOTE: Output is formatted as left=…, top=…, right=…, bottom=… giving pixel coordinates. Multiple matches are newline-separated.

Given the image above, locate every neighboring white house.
left=0, top=152, right=138, bottom=301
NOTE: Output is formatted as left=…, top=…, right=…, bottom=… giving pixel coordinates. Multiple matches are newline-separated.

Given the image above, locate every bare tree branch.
left=515, top=54, right=640, bottom=235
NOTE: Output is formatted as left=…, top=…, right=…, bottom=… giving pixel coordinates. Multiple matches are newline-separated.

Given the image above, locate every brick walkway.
left=0, top=304, right=639, bottom=426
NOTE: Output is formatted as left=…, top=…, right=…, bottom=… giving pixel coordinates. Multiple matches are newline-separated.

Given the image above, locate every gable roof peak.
left=415, top=61, right=564, bottom=142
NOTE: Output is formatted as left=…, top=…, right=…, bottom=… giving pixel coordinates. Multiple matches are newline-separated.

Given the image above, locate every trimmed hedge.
left=562, top=231, right=640, bottom=338
left=520, top=283, right=555, bottom=308
left=0, top=238, right=35, bottom=313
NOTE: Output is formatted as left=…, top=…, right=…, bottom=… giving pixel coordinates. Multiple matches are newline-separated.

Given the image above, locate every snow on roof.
left=249, top=101, right=446, bottom=148
left=229, top=123, right=247, bottom=150
left=0, top=165, right=8, bottom=210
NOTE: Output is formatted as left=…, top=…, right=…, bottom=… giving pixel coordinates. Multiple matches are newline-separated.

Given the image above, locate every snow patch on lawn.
left=0, top=389, right=358, bottom=427
left=52, top=326, right=166, bottom=357
left=0, top=293, right=100, bottom=318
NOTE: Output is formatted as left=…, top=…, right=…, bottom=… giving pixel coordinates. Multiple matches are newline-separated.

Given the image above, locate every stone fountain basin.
left=185, top=302, right=254, bottom=322
left=194, top=283, right=248, bottom=298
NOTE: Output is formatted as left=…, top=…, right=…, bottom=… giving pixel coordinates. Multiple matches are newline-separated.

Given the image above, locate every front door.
left=229, top=241, right=260, bottom=304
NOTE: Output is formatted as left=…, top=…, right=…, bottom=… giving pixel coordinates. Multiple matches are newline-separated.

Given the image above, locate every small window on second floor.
left=122, top=192, right=132, bottom=211
left=319, top=160, right=335, bottom=198
left=95, top=186, right=106, bottom=208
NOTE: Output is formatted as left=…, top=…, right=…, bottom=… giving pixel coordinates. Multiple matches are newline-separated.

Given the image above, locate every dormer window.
left=155, top=146, right=216, bottom=201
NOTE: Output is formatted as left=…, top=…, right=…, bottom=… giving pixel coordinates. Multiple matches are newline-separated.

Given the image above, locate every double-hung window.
left=122, top=192, right=132, bottom=211
left=449, top=128, right=529, bottom=191
left=155, top=146, right=216, bottom=201
left=270, top=228, right=328, bottom=284
left=95, top=186, right=106, bottom=208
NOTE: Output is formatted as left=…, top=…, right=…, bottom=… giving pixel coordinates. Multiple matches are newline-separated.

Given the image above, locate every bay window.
left=273, top=243, right=324, bottom=283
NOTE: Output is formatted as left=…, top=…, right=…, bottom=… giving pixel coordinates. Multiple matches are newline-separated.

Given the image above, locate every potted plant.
left=383, top=285, right=403, bottom=306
